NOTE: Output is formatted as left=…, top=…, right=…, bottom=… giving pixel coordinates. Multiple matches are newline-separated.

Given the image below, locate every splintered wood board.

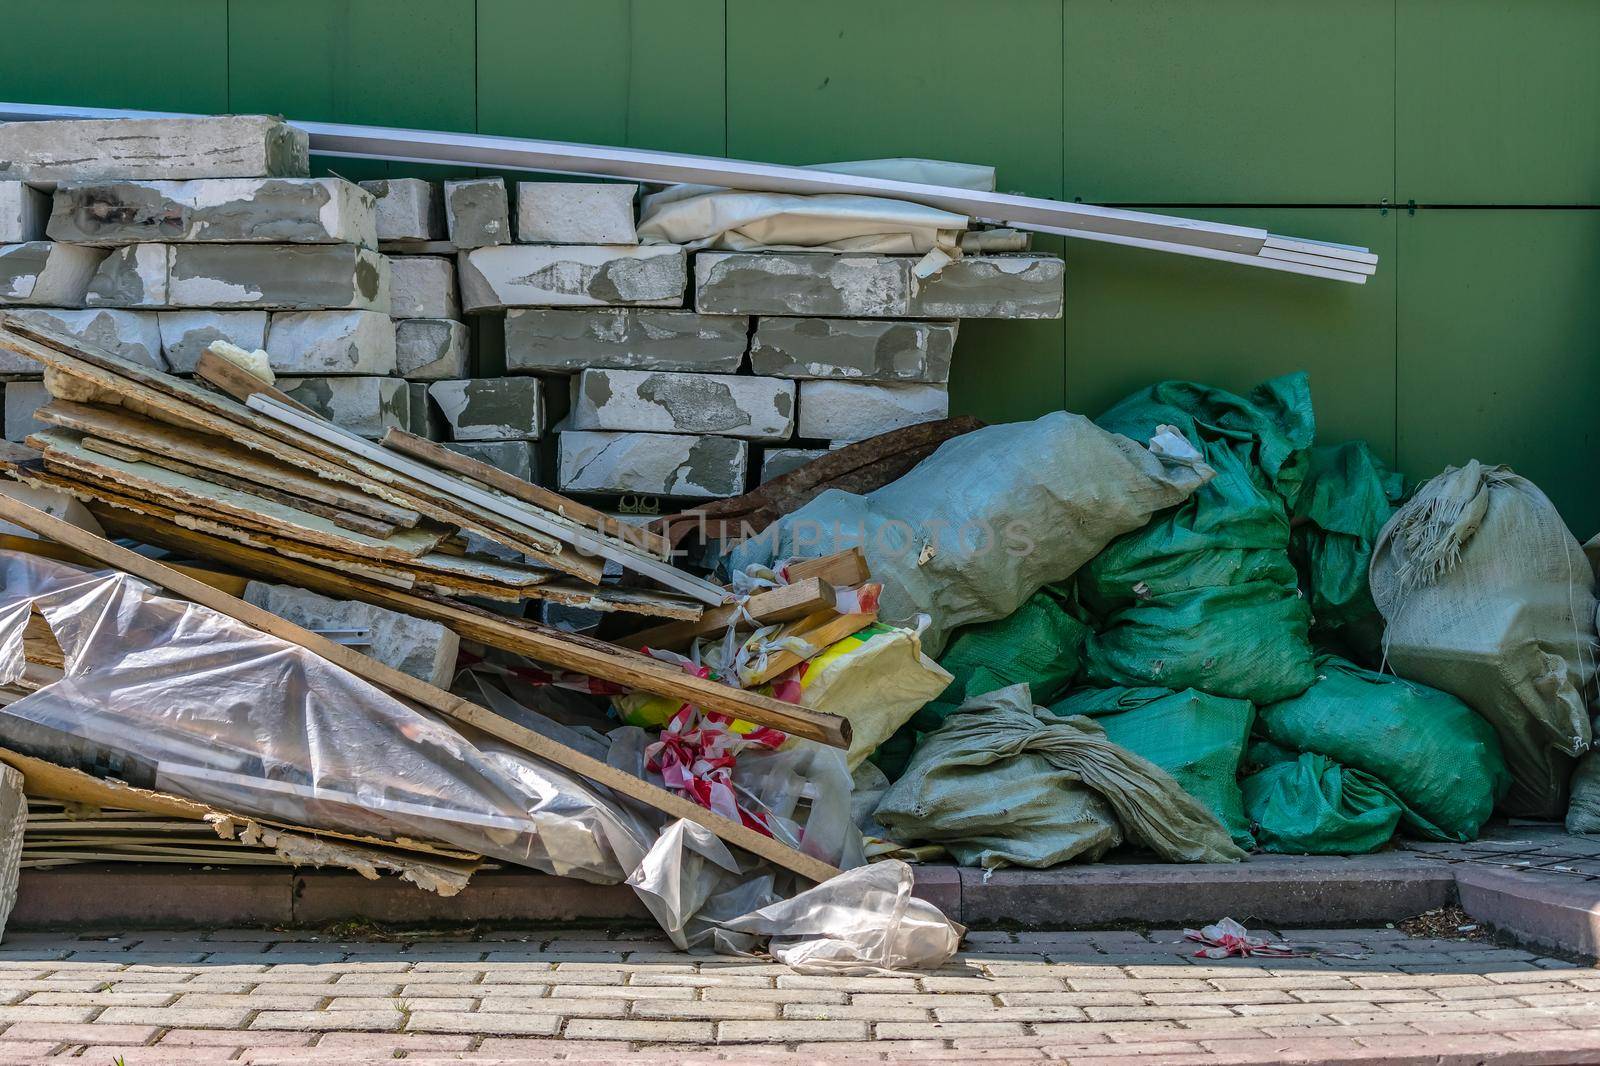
left=0, top=496, right=843, bottom=882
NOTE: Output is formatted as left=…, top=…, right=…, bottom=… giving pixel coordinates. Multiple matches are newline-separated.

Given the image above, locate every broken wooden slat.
left=743, top=609, right=880, bottom=688
left=783, top=548, right=872, bottom=588
left=194, top=348, right=318, bottom=415
left=626, top=577, right=835, bottom=652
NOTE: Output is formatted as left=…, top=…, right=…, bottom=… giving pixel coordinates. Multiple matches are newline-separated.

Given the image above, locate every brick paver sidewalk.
left=0, top=925, right=1593, bottom=1063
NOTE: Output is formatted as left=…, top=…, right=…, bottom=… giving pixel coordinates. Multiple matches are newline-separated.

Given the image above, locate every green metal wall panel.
left=0, top=0, right=227, bottom=114
left=1062, top=0, right=1395, bottom=204
left=1063, top=209, right=1397, bottom=461
left=477, top=0, right=725, bottom=155
left=1397, top=1, right=1600, bottom=205
left=1397, top=209, right=1600, bottom=536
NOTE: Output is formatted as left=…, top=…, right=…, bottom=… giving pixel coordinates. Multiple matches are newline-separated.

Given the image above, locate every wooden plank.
left=625, top=577, right=835, bottom=651
left=194, top=349, right=318, bottom=415
left=41, top=399, right=421, bottom=527
left=85, top=503, right=848, bottom=750
left=382, top=428, right=671, bottom=559
left=783, top=548, right=871, bottom=588
left=742, top=610, right=879, bottom=688
left=0, top=495, right=840, bottom=883
left=250, top=396, right=724, bottom=605
left=0, top=532, right=250, bottom=594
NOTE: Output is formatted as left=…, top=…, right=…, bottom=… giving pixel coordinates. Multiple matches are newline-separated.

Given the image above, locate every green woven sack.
left=938, top=585, right=1089, bottom=707
left=1242, top=750, right=1404, bottom=854
left=1255, top=654, right=1509, bottom=841
left=1052, top=687, right=1256, bottom=850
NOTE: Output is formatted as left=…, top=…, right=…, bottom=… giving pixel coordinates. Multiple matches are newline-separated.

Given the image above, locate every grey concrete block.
left=0, top=115, right=308, bottom=185
left=4, top=308, right=164, bottom=371
left=428, top=378, right=543, bottom=441
left=504, top=308, right=746, bottom=374
left=458, top=244, right=686, bottom=311
left=4, top=380, right=48, bottom=443
left=444, top=440, right=538, bottom=484
left=87, top=243, right=390, bottom=311
left=359, top=178, right=444, bottom=242
left=389, top=256, right=458, bottom=319
left=750, top=318, right=956, bottom=383
left=264, top=310, right=396, bottom=375
left=558, top=430, right=747, bottom=499
left=568, top=368, right=794, bottom=441
left=796, top=380, right=948, bottom=441
left=243, top=580, right=459, bottom=689
left=515, top=182, right=637, bottom=244
left=47, top=177, right=376, bottom=247
left=695, top=252, right=1064, bottom=319
left=0, top=242, right=107, bottom=306
left=0, top=183, right=48, bottom=243
left=406, top=381, right=445, bottom=440
left=444, top=178, right=510, bottom=249
left=395, top=318, right=468, bottom=380
left=276, top=376, right=409, bottom=439
left=760, top=447, right=827, bottom=483
left=157, top=310, right=269, bottom=374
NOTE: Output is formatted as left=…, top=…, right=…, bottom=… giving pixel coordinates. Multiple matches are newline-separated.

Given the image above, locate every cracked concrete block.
left=444, top=178, right=510, bottom=249
left=760, top=447, right=827, bottom=483
left=515, top=182, right=637, bottom=244
left=428, top=378, right=543, bottom=441
left=265, top=309, right=396, bottom=375
left=389, top=255, right=458, bottom=319
left=276, top=376, right=409, bottom=438
left=750, top=317, right=956, bottom=383
left=406, top=381, right=445, bottom=440
left=0, top=242, right=107, bottom=306
left=568, top=368, right=794, bottom=441
left=696, top=252, right=1064, bottom=319
left=47, top=177, right=376, bottom=247
left=504, top=308, right=747, bottom=374
left=395, top=318, right=468, bottom=380
left=157, top=310, right=269, bottom=373
left=797, top=380, right=949, bottom=441
left=559, top=430, right=746, bottom=499
left=0, top=115, right=308, bottom=185
left=444, top=440, right=539, bottom=484
left=359, top=178, right=444, bottom=242
left=4, top=308, right=164, bottom=371
left=4, top=380, right=48, bottom=442
left=244, top=580, right=459, bottom=688
left=0, top=183, right=48, bottom=243
left=88, top=243, right=390, bottom=311
left=458, top=244, right=686, bottom=311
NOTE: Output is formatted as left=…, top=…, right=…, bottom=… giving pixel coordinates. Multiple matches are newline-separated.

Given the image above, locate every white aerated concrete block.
left=503, top=308, right=747, bottom=374
left=458, top=244, right=687, bottom=311
left=47, top=178, right=376, bottom=247
left=4, top=308, right=164, bottom=371
left=0, top=242, right=107, bottom=306
left=276, top=376, right=409, bottom=438
left=265, top=310, right=396, bottom=375
left=750, top=318, right=956, bottom=383
left=444, top=178, right=510, bottom=249
left=4, top=380, right=48, bottom=443
left=407, top=382, right=445, bottom=440
left=86, top=244, right=390, bottom=311
left=797, top=380, right=949, bottom=441
left=0, top=115, right=308, bottom=185
left=359, top=178, right=444, bottom=242
left=444, top=440, right=539, bottom=484
left=157, top=310, right=269, bottom=374
left=760, top=447, right=828, bottom=483
left=389, top=256, right=458, bottom=319
left=395, top=319, right=468, bottom=380
left=516, top=182, right=637, bottom=244
left=429, top=378, right=543, bottom=441
left=244, top=580, right=459, bottom=688
left=558, top=430, right=747, bottom=499
left=0, top=183, right=48, bottom=243
left=569, top=368, right=795, bottom=441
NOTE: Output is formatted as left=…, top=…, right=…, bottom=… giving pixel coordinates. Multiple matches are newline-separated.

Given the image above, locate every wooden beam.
left=0, top=494, right=841, bottom=884
left=742, top=610, right=880, bottom=688
left=784, top=548, right=872, bottom=588
left=625, top=577, right=836, bottom=652
left=194, top=349, right=318, bottom=416
left=0, top=532, right=250, bottom=595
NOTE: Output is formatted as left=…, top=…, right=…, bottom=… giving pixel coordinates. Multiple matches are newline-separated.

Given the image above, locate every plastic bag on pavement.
left=1241, top=749, right=1404, bottom=855
left=1078, top=374, right=1318, bottom=704
left=1370, top=461, right=1597, bottom=817
left=1051, top=687, right=1256, bottom=850
left=874, top=685, right=1245, bottom=868
left=1255, top=654, right=1508, bottom=841
left=729, top=411, right=1214, bottom=658
left=1290, top=442, right=1404, bottom=660
left=718, top=859, right=963, bottom=974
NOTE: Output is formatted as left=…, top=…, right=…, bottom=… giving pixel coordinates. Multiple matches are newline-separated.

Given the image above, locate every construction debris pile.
left=0, top=109, right=1590, bottom=963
